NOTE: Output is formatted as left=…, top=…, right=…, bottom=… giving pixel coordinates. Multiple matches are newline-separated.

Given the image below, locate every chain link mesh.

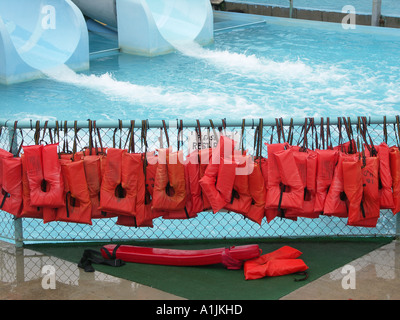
left=0, top=118, right=398, bottom=244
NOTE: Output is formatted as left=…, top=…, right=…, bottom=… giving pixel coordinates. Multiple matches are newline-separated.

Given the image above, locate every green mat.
left=26, top=237, right=393, bottom=300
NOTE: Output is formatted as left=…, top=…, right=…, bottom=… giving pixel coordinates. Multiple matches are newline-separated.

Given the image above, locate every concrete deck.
left=1, top=239, right=400, bottom=300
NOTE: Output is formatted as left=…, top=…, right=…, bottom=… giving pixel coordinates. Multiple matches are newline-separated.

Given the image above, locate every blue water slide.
left=72, top=0, right=214, bottom=56
left=0, top=0, right=89, bottom=85
left=0, top=0, right=213, bottom=85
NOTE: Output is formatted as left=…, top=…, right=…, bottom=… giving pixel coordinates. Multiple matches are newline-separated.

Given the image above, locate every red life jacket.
left=20, top=153, right=43, bottom=219
left=56, top=159, right=93, bottom=225
left=40, top=200, right=57, bottom=223
left=116, top=153, right=154, bottom=228
left=98, top=148, right=127, bottom=216
left=144, top=152, right=165, bottom=220
left=343, top=157, right=380, bottom=227
left=264, top=143, right=286, bottom=222
left=343, top=159, right=363, bottom=226
left=275, top=149, right=305, bottom=208
left=285, top=148, right=318, bottom=219
left=265, top=145, right=304, bottom=221
left=314, top=149, right=338, bottom=214
left=117, top=152, right=165, bottom=226
left=99, top=148, right=141, bottom=216
left=0, top=157, right=23, bottom=217
left=260, top=157, right=278, bottom=223
left=224, top=154, right=252, bottom=216
left=390, top=146, right=400, bottom=215
left=198, top=148, right=213, bottom=210
left=41, top=206, right=57, bottom=223
left=184, top=150, right=210, bottom=217
left=185, top=151, right=201, bottom=216
left=0, top=149, right=18, bottom=217
left=199, top=136, right=237, bottom=214
left=323, top=152, right=358, bottom=218
left=365, top=143, right=394, bottom=210
left=359, top=156, right=380, bottom=227
left=151, top=148, right=189, bottom=219
left=81, top=147, right=107, bottom=158
left=333, top=139, right=357, bottom=154
left=134, top=153, right=155, bottom=227
left=245, top=159, right=267, bottom=225
left=82, top=154, right=114, bottom=219
left=184, top=148, right=214, bottom=216
left=23, top=144, right=65, bottom=208
left=244, top=246, right=308, bottom=280
left=0, top=149, right=13, bottom=193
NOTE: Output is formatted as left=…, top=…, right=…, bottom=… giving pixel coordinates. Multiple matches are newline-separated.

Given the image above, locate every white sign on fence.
left=187, top=129, right=242, bottom=154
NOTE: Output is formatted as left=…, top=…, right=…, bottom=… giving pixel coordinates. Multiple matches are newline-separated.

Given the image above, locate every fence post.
left=8, top=124, right=24, bottom=248
left=14, top=218, right=24, bottom=248
left=371, top=0, right=382, bottom=26
left=396, top=213, right=400, bottom=240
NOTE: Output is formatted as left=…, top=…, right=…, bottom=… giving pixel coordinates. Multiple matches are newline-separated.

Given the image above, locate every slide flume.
left=0, top=0, right=89, bottom=85
left=72, top=0, right=214, bottom=56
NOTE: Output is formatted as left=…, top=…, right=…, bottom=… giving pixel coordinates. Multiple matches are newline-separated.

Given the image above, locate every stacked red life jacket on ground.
left=244, top=246, right=308, bottom=280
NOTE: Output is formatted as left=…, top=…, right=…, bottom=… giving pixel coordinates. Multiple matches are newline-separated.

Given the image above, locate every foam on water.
left=42, top=38, right=357, bottom=120
left=44, top=64, right=269, bottom=119
left=2, top=19, right=398, bottom=121
left=172, top=39, right=398, bottom=118
left=173, top=40, right=346, bottom=84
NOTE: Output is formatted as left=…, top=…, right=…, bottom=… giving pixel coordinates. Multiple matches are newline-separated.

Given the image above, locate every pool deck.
left=1, top=239, right=400, bottom=300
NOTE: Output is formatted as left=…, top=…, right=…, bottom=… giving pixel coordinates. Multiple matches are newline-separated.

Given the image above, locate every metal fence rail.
left=0, top=116, right=399, bottom=246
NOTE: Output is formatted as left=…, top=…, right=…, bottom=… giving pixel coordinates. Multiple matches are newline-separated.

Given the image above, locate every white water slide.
left=0, top=0, right=213, bottom=84
left=72, top=0, right=214, bottom=55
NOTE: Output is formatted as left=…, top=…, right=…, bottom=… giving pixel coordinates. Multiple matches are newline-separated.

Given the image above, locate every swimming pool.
left=1, top=11, right=399, bottom=243
left=1, top=12, right=400, bottom=123
left=227, top=0, right=400, bottom=17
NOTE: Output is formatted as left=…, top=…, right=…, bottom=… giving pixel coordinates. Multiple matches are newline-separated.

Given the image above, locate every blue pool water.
left=228, top=0, right=400, bottom=17
left=1, top=13, right=400, bottom=122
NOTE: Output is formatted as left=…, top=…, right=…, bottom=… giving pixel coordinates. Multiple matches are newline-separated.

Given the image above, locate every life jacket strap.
left=294, top=271, right=309, bottom=282
left=0, top=191, right=10, bottom=209
left=78, top=245, right=125, bottom=272
left=278, top=185, right=286, bottom=218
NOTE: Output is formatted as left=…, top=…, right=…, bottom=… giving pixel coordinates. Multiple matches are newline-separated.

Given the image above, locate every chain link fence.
left=0, top=116, right=398, bottom=245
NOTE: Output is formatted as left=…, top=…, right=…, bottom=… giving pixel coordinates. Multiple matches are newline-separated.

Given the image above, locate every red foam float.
left=101, top=244, right=261, bottom=267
